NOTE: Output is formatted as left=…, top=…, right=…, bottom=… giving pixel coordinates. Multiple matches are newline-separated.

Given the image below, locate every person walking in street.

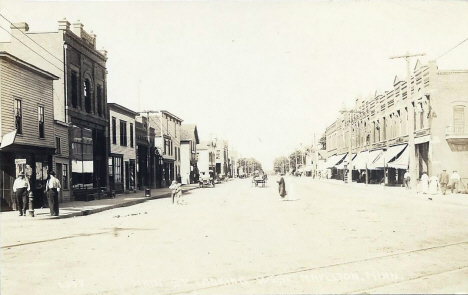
left=420, top=172, right=429, bottom=194
left=439, top=169, right=449, bottom=195
left=429, top=174, right=439, bottom=195
left=276, top=172, right=287, bottom=199
left=12, top=172, right=30, bottom=216
left=404, top=170, right=411, bottom=189
left=450, top=170, right=461, bottom=194
left=45, top=171, right=61, bottom=216
left=169, top=180, right=182, bottom=204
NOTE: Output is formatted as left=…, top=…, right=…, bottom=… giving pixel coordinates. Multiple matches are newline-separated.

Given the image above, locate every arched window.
left=84, top=79, right=92, bottom=113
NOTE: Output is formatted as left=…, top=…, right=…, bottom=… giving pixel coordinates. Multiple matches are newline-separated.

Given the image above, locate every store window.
left=114, top=157, right=122, bottom=183
left=71, top=125, right=94, bottom=188
left=62, top=164, right=68, bottom=190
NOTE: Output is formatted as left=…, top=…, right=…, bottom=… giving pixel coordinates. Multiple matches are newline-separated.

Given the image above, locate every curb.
left=46, top=186, right=199, bottom=220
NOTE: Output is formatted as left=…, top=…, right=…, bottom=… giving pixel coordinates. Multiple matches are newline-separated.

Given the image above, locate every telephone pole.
left=390, top=52, right=426, bottom=189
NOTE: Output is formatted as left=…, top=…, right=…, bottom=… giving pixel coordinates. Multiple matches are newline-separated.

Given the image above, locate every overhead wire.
left=0, top=24, right=63, bottom=73
left=0, top=13, right=63, bottom=63
left=435, top=36, right=468, bottom=61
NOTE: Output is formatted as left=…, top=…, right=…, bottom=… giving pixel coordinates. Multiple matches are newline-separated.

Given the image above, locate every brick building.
left=324, top=60, right=468, bottom=187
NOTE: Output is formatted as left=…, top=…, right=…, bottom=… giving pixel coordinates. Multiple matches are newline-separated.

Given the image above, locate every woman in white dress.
left=420, top=172, right=429, bottom=194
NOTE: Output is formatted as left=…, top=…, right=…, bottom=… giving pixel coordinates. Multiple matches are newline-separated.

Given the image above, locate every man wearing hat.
left=12, top=172, right=30, bottom=216
left=439, top=169, right=450, bottom=195
left=45, top=171, right=61, bottom=216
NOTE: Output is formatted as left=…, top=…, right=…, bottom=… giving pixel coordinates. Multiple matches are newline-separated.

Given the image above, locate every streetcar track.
left=163, top=239, right=468, bottom=295
left=1, top=228, right=157, bottom=249
left=349, top=264, right=468, bottom=294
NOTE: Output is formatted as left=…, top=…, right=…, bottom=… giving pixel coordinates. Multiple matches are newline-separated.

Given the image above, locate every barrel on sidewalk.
left=145, top=188, right=151, bottom=197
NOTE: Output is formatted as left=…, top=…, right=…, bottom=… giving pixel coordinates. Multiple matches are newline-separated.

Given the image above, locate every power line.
left=0, top=24, right=63, bottom=73
left=0, top=13, right=63, bottom=63
left=435, top=36, right=468, bottom=60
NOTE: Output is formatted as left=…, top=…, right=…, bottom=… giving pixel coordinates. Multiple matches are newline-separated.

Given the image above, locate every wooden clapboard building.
left=0, top=52, right=59, bottom=210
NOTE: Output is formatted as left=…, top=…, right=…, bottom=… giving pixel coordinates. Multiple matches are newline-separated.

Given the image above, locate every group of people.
left=419, top=169, right=461, bottom=195
left=12, top=170, right=61, bottom=217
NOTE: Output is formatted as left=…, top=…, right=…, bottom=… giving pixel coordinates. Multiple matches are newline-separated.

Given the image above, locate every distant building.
left=152, top=111, right=183, bottom=187
left=0, top=52, right=59, bottom=209
left=135, top=116, right=156, bottom=189
left=180, top=124, right=200, bottom=184
left=108, top=103, right=137, bottom=193
left=215, top=139, right=229, bottom=177
left=196, top=140, right=216, bottom=176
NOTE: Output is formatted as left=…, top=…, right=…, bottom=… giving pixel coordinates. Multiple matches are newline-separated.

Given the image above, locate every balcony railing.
left=446, top=125, right=468, bottom=136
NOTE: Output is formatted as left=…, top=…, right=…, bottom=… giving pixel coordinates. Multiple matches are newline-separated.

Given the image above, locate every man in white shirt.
left=404, top=170, right=411, bottom=189
left=46, top=171, right=61, bottom=216
left=450, top=170, right=461, bottom=194
left=13, top=172, right=30, bottom=216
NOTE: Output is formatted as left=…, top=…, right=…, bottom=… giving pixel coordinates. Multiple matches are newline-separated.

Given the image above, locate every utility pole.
left=390, top=52, right=426, bottom=189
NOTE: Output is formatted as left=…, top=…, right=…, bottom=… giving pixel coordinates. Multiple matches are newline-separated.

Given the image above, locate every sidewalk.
left=0, top=184, right=199, bottom=220
left=311, top=177, right=468, bottom=207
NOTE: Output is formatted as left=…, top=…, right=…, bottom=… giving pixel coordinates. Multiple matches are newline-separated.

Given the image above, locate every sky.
left=1, top=0, right=468, bottom=171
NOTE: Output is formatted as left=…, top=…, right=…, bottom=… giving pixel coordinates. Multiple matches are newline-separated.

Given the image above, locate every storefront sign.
left=15, top=159, right=26, bottom=165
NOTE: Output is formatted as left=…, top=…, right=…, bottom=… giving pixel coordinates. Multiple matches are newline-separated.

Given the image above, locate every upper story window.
left=71, top=71, right=78, bottom=108
left=84, top=79, right=92, bottom=113
left=14, top=99, right=22, bottom=134
left=112, top=117, right=117, bottom=144
left=120, top=120, right=127, bottom=146
left=130, top=123, right=134, bottom=148
left=454, top=105, right=465, bottom=134
left=56, top=137, right=61, bottom=154
left=38, top=106, right=45, bottom=138
left=174, top=122, right=177, bottom=138
left=97, top=85, right=103, bottom=117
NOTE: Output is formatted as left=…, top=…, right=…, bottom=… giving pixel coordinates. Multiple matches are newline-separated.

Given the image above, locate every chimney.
left=72, top=20, right=83, bottom=37
left=10, top=22, right=29, bottom=31
left=99, top=47, right=108, bottom=59
left=58, top=18, right=70, bottom=31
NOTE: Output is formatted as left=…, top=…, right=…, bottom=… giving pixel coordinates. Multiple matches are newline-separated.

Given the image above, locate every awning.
left=372, top=144, right=408, bottom=168
left=336, top=153, right=356, bottom=169
left=324, top=154, right=346, bottom=169
left=387, top=145, right=409, bottom=169
left=352, top=149, right=384, bottom=170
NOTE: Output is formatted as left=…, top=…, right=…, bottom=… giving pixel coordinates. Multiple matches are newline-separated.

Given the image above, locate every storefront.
left=1, top=145, right=54, bottom=210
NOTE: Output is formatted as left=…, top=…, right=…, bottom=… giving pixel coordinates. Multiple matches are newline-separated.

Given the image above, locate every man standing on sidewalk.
left=45, top=171, right=61, bottom=216
left=12, top=172, right=30, bottom=216
left=439, top=169, right=449, bottom=195
left=404, top=170, right=411, bottom=189
left=450, top=170, right=461, bottom=194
